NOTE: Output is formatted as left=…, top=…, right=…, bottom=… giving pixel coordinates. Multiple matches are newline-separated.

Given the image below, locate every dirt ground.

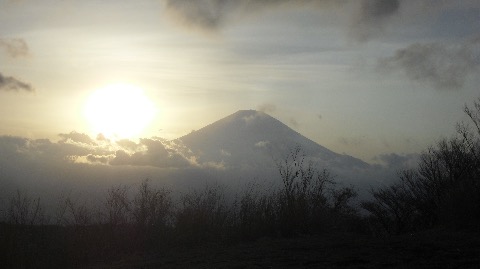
left=87, top=229, right=480, bottom=269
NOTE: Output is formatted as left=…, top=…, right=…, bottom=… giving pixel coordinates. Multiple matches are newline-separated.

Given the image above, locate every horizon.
left=1, top=108, right=407, bottom=166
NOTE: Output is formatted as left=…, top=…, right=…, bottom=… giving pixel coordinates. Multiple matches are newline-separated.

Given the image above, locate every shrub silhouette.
left=363, top=98, right=480, bottom=234
left=132, top=179, right=172, bottom=230
left=175, top=183, right=230, bottom=244
left=274, top=147, right=359, bottom=236
left=7, top=190, right=46, bottom=226
left=232, top=182, right=278, bottom=240
left=361, top=172, right=418, bottom=235
left=105, top=184, right=130, bottom=227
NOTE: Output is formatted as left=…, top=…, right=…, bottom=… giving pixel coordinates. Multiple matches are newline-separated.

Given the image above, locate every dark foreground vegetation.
left=1, top=99, right=480, bottom=268
left=362, top=98, right=480, bottom=235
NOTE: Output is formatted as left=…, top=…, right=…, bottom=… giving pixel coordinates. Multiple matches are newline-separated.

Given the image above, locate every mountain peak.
left=222, top=109, right=268, bottom=122
left=178, top=109, right=368, bottom=170
left=232, top=109, right=263, bottom=116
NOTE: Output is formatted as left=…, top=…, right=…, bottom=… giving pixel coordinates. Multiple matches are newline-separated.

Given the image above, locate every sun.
left=84, top=84, right=156, bottom=139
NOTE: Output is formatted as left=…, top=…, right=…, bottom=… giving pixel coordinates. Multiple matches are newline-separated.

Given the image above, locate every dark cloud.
left=378, top=38, right=480, bottom=90
left=360, top=0, right=399, bottom=19
left=0, top=38, right=29, bottom=58
left=0, top=136, right=28, bottom=160
left=0, top=134, right=193, bottom=169
left=0, top=72, right=34, bottom=92
left=109, top=150, right=131, bottom=166
left=351, top=0, right=400, bottom=41
left=162, top=0, right=336, bottom=31
left=162, top=0, right=232, bottom=30
left=110, top=138, right=192, bottom=168
left=160, top=1, right=338, bottom=31
left=160, top=0, right=410, bottom=41
left=140, top=138, right=169, bottom=157
left=161, top=1, right=480, bottom=43
left=0, top=135, right=93, bottom=165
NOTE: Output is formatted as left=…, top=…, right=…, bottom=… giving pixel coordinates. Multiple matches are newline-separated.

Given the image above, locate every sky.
left=1, top=0, right=480, bottom=164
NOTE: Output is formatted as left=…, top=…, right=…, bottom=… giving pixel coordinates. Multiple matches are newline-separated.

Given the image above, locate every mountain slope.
left=178, top=110, right=368, bottom=170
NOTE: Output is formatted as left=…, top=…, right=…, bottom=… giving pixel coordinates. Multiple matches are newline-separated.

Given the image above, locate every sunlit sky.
left=1, top=0, right=479, bottom=163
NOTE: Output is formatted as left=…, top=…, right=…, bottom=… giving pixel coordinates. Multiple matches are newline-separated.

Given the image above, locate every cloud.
left=160, top=0, right=409, bottom=41
left=115, top=139, right=140, bottom=152
left=161, top=0, right=480, bottom=45
left=0, top=133, right=195, bottom=169
left=109, top=138, right=192, bottom=168
left=161, top=0, right=336, bottom=31
left=359, top=0, right=399, bottom=19
left=0, top=38, right=29, bottom=58
left=242, top=111, right=267, bottom=124
left=220, top=149, right=231, bottom=157
left=0, top=136, right=29, bottom=161
left=372, top=152, right=420, bottom=168
left=58, top=131, right=97, bottom=146
left=0, top=135, right=95, bottom=165
left=96, top=133, right=108, bottom=141
left=289, top=118, right=299, bottom=129
left=86, top=154, right=111, bottom=164
left=378, top=37, right=480, bottom=90
left=255, top=140, right=270, bottom=148
left=351, top=0, right=400, bottom=41
left=257, top=103, right=277, bottom=114
left=202, top=160, right=226, bottom=170
left=160, top=1, right=335, bottom=31
left=0, top=72, right=34, bottom=92
left=338, top=136, right=365, bottom=147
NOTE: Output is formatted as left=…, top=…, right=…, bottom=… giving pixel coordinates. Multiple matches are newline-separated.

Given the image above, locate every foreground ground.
left=86, top=228, right=480, bottom=269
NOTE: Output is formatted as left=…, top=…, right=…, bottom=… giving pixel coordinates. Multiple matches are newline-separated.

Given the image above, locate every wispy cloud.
left=378, top=37, right=480, bottom=90
left=0, top=72, right=34, bottom=92
left=0, top=38, right=33, bottom=92
left=161, top=0, right=480, bottom=45
left=0, top=38, right=29, bottom=58
left=254, top=140, right=270, bottom=149
left=289, top=118, right=300, bottom=129
left=338, top=136, right=365, bottom=147
left=159, top=1, right=349, bottom=31
left=257, top=103, right=277, bottom=114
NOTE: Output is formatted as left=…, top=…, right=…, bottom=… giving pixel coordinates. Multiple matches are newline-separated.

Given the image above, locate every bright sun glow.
left=84, top=84, right=156, bottom=139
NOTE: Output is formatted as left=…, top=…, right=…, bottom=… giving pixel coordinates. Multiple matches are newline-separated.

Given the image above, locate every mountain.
left=178, top=110, right=369, bottom=172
